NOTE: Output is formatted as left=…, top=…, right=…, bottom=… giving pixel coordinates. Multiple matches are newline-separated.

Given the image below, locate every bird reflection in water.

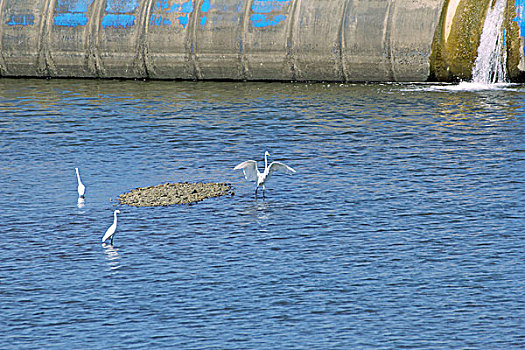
left=102, top=243, right=121, bottom=271
left=255, top=200, right=270, bottom=221
left=241, top=199, right=271, bottom=224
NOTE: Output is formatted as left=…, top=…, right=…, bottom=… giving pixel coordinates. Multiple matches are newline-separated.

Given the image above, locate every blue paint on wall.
left=150, top=14, right=172, bottom=26
left=252, top=0, right=289, bottom=14
left=56, top=0, right=93, bottom=13
left=102, top=14, right=136, bottom=28
left=200, top=0, right=211, bottom=26
left=181, top=1, right=194, bottom=13
left=54, top=0, right=94, bottom=27
left=514, top=0, right=525, bottom=33
left=250, top=0, right=289, bottom=28
left=514, top=0, right=525, bottom=59
left=101, top=0, right=139, bottom=28
left=176, top=1, right=193, bottom=28
left=178, top=15, right=189, bottom=27
left=164, top=3, right=181, bottom=13
left=7, top=14, right=35, bottom=26
left=250, top=14, right=286, bottom=28
left=150, top=1, right=210, bottom=28
left=105, top=0, right=140, bottom=14
left=149, top=0, right=211, bottom=28
left=201, top=0, right=211, bottom=12
left=54, top=13, right=89, bottom=27
left=154, top=0, right=170, bottom=10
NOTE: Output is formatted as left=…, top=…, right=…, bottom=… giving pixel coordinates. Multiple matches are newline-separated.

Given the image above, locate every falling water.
left=471, top=0, right=508, bottom=84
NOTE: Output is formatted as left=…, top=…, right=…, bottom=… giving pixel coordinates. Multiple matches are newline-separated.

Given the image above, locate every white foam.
left=434, top=81, right=514, bottom=91
left=398, top=82, right=520, bottom=93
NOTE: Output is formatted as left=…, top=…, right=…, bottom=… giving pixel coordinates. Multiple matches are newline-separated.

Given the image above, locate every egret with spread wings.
left=233, top=151, right=296, bottom=197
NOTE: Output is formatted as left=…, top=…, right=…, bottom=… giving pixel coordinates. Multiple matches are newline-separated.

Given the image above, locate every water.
left=0, top=79, right=524, bottom=349
left=471, top=0, right=507, bottom=84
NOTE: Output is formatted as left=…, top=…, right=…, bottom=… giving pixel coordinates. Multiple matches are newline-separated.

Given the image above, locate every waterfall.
left=471, top=0, right=508, bottom=84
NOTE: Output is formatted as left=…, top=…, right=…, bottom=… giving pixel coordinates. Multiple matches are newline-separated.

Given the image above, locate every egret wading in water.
left=102, top=210, right=120, bottom=245
left=75, top=167, right=85, bottom=199
left=234, top=151, right=296, bottom=198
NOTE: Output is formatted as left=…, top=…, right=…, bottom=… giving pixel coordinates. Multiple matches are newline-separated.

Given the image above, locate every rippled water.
left=0, top=79, right=523, bottom=349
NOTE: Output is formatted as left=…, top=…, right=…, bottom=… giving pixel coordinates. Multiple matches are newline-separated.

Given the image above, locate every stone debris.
left=118, top=182, right=233, bottom=207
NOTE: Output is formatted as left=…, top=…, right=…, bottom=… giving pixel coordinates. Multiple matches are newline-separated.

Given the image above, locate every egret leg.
left=110, top=236, right=114, bottom=245
left=255, top=186, right=258, bottom=198
left=262, top=185, right=266, bottom=199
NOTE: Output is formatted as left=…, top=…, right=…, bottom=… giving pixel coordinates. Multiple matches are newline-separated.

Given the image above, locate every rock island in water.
left=118, top=182, right=233, bottom=207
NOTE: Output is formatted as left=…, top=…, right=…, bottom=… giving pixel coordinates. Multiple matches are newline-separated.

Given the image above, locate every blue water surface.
left=0, top=79, right=523, bottom=349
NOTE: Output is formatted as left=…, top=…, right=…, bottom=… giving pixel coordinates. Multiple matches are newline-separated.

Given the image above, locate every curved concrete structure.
left=0, top=0, right=524, bottom=81
left=431, top=0, right=525, bottom=82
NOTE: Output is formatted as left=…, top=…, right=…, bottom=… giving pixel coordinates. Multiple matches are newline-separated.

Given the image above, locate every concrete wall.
left=0, top=0, right=523, bottom=81
left=508, top=0, right=525, bottom=80
left=430, top=0, right=525, bottom=82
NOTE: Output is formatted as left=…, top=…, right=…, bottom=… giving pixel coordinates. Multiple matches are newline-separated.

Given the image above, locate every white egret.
left=233, top=151, right=296, bottom=197
left=75, top=167, right=85, bottom=199
left=102, top=210, right=120, bottom=245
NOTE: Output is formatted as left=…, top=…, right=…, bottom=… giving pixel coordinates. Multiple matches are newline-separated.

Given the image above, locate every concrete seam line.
left=338, top=0, right=351, bottom=82
left=240, top=0, right=254, bottom=80
left=0, top=0, right=5, bottom=76
left=382, top=0, right=395, bottom=82
left=135, top=0, right=153, bottom=79
left=88, top=0, right=106, bottom=77
left=37, top=0, right=57, bottom=77
left=190, top=0, right=203, bottom=79
left=286, top=0, right=301, bottom=81
left=142, top=0, right=154, bottom=79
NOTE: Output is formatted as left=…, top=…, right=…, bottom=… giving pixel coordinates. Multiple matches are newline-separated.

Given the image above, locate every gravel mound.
left=118, top=182, right=233, bottom=207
